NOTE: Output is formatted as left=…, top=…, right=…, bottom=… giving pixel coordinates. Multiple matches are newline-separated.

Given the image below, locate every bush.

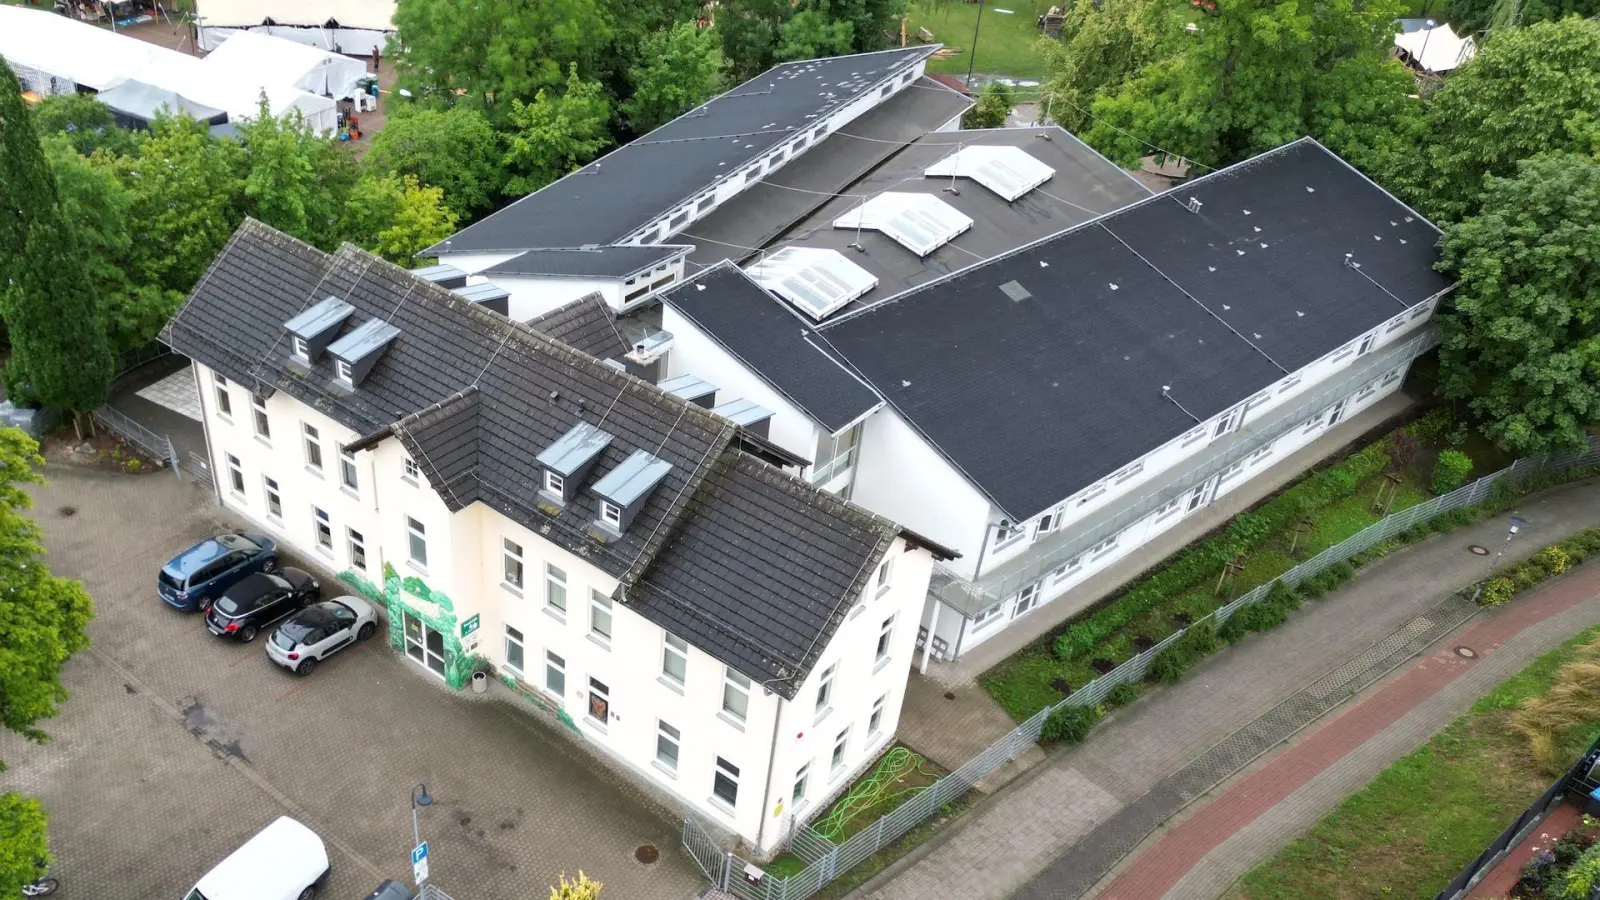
left=1536, top=546, right=1573, bottom=576
left=1388, top=430, right=1422, bottom=473
left=1182, top=619, right=1222, bottom=656
left=1480, top=577, right=1516, bottom=606
left=1105, top=682, right=1140, bottom=708
left=1219, top=611, right=1251, bottom=643
left=1408, top=407, right=1454, bottom=445
left=1149, top=645, right=1191, bottom=683
left=1041, top=703, right=1102, bottom=745
left=1433, top=449, right=1473, bottom=495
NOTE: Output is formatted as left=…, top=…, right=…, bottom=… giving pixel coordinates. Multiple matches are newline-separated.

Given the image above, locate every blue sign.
left=411, top=842, right=429, bottom=865
left=412, top=842, right=430, bottom=884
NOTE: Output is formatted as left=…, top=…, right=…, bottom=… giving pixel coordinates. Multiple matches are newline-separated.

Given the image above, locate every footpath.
left=850, top=478, right=1600, bottom=900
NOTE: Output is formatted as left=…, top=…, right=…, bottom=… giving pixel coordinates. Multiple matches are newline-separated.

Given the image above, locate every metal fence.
left=684, top=434, right=1600, bottom=900
left=92, top=405, right=181, bottom=480
left=187, top=451, right=214, bottom=491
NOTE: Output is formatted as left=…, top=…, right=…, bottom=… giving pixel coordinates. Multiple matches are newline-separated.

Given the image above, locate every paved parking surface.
left=0, top=463, right=702, bottom=900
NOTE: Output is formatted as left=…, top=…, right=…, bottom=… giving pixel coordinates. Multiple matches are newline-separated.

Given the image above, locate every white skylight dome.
left=924, top=145, right=1056, bottom=202
left=746, top=247, right=879, bottom=321
left=832, top=192, right=973, bottom=257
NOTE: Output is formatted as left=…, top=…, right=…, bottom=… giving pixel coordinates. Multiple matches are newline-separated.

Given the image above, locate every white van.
left=184, top=816, right=330, bottom=900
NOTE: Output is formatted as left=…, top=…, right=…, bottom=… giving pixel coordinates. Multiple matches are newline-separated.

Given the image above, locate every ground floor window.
left=587, top=677, right=610, bottom=725
left=504, top=626, right=525, bottom=674
left=713, top=757, right=740, bottom=808
left=545, top=651, right=566, bottom=697
left=656, top=720, right=680, bottom=772
left=973, top=603, right=1005, bottom=631
left=1011, top=583, right=1040, bottom=618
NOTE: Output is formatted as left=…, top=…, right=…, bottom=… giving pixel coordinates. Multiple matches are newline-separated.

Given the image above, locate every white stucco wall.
left=434, top=251, right=519, bottom=276
left=491, top=274, right=622, bottom=323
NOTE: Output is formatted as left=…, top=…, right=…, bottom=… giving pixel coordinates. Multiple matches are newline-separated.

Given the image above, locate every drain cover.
left=1455, top=646, right=1477, bottom=659
left=58, top=505, right=77, bottom=517
left=635, top=844, right=660, bottom=865
left=1468, top=544, right=1489, bottom=555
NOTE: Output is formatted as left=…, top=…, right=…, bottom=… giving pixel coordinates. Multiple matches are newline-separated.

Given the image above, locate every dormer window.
left=335, top=359, right=353, bottom=386
left=292, top=336, right=310, bottom=362
left=283, top=295, right=354, bottom=366
left=545, top=471, right=565, bottom=496
left=590, top=449, right=672, bottom=535
left=536, top=421, right=613, bottom=504
left=326, top=319, right=401, bottom=389
left=600, top=501, right=622, bottom=528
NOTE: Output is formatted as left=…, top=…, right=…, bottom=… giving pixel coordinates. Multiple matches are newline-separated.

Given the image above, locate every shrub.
left=1227, top=512, right=1272, bottom=545
left=1149, top=645, right=1191, bottom=683
left=1408, top=407, right=1453, bottom=445
left=1432, top=449, right=1473, bottom=495
left=1480, top=577, right=1516, bottom=606
left=1041, top=704, right=1102, bottom=745
left=1536, top=546, right=1573, bottom=577
left=1182, top=619, right=1222, bottom=656
left=1105, top=682, right=1140, bottom=708
left=1219, top=611, right=1251, bottom=643
left=1511, top=562, right=1544, bottom=590
left=1387, top=430, right=1422, bottom=473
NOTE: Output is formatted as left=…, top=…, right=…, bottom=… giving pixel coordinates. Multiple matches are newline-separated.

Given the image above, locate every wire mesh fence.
left=684, top=434, right=1600, bottom=900
left=91, top=405, right=181, bottom=480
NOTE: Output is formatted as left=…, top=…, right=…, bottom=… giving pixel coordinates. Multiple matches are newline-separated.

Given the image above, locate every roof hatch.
left=413, top=263, right=468, bottom=290
left=658, top=373, right=718, bottom=409
left=535, top=420, right=615, bottom=503
left=832, top=192, right=972, bottom=257
left=713, top=398, right=775, bottom=439
left=451, top=281, right=510, bottom=317
left=590, top=449, right=672, bottom=533
left=283, top=295, right=355, bottom=364
left=325, top=318, right=400, bottom=388
left=924, top=145, right=1056, bottom=202
left=746, top=247, right=879, bottom=321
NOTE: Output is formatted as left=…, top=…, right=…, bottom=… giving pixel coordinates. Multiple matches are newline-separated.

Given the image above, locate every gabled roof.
left=484, top=245, right=692, bottom=280
left=524, top=293, right=632, bottom=359
left=427, top=47, right=939, bottom=255
left=163, top=219, right=929, bottom=698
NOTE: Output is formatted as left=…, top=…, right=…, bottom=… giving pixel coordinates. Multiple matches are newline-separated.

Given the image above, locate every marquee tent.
left=200, top=30, right=367, bottom=99
left=0, top=5, right=164, bottom=93
left=95, top=79, right=229, bottom=129
left=193, top=0, right=394, bottom=54
left=1393, top=22, right=1477, bottom=73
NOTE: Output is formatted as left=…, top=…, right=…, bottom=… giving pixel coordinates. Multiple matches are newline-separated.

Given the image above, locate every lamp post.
left=1417, top=19, right=1437, bottom=72
left=411, top=783, right=433, bottom=850
left=1475, top=515, right=1527, bottom=601
left=965, top=0, right=988, bottom=89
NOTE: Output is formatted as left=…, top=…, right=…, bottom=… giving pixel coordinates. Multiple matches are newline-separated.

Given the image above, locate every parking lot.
left=0, top=462, right=703, bottom=900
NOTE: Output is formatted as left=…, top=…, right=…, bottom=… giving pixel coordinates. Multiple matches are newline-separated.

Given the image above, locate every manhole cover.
left=57, top=505, right=76, bottom=517
left=634, top=844, right=660, bottom=865
left=1468, top=544, right=1489, bottom=555
left=1455, top=646, right=1478, bottom=659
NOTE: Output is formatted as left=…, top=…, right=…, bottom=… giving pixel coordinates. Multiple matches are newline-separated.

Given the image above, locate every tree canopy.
left=237, top=102, right=358, bottom=249
left=30, top=93, right=135, bottom=158
left=621, top=23, right=725, bottom=134
left=365, top=106, right=503, bottom=217
left=717, top=0, right=903, bottom=77
left=962, top=82, right=1014, bottom=129
left=1036, top=0, right=1178, bottom=134
left=342, top=174, right=459, bottom=266
left=502, top=66, right=614, bottom=196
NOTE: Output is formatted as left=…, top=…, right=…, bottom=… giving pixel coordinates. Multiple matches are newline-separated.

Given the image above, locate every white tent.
left=1394, top=22, right=1477, bottom=73
left=193, top=0, right=394, bottom=54
left=186, top=80, right=340, bottom=134
left=0, top=5, right=165, bottom=93
left=200, top=30, right=368, bottom=99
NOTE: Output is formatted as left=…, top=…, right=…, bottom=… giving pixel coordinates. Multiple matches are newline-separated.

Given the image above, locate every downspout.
left=193, top=360, right=223, bottom=508
left=753, top=693, right=786, bottom=857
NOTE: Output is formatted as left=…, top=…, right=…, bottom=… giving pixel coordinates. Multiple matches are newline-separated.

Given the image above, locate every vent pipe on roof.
left=1185, top=197, right=1204, bottom=214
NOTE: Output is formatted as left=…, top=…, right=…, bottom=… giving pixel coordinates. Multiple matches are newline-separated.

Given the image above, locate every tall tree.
left=388, top=0, right=611, bottom=120
left=1391, top=17, right=1600, bottom=224
left=720, top=0, right=901, bottom=78
left=1446, top=0, right=1600, bottom=39
left=962, top=82, right=1014, bottom=129
left=237, top=102, right=358, bottom=249
left=342, top=174, right=459, bottom=266
left=1084, top=0, right=1416, bottom=170
left=0, top=61, right=55, bottom=297
left=718, top=0, right=790, bottom=77
left=1434, top=152, right=1600, bottom=455
left=776, top=9, right=856, bottom=61
left=592, top=0, right=700, bottom=107
left=0, top=794, right=49, bottom=898
left=621, top=23, right=725, bottom=134
left=30, top=93, right=135, bottom=158
left=364, top=107, right=503, bottom=217
left=501, top=66, right=613, bottom=196
left=1035, top=0, right=1179, bottom=133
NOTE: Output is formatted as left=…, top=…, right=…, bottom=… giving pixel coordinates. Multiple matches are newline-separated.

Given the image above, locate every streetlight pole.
left=1417, top=19, right=1437, bottom=72
left=1474, top=515, right=1527, bottom=601
left=411, top=783, right=433, bottom=850
left=965, top=0, right=987, bottom=89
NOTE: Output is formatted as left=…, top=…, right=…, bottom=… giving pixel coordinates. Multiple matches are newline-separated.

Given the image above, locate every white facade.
left=488, top=255, right=689, bottom=323
left=192, top=360, right=933, bottom=854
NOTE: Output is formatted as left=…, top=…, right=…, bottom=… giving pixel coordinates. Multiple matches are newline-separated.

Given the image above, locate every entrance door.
left=1326, top=397, right=1349, bottom=427
left=403, top=610, right=447, bottom=678
left=1186, top=476, right=1218, bottom=515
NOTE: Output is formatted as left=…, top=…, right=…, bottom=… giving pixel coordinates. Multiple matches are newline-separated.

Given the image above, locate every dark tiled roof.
left=164, top=219, right=902, bottom=691
left=525, top=293, right=632, bottom=359
left=631, top=453, right=895, bottom=697
left=662, top=263, right=882, bottom=433
left=817, top=138, right=1450, bottom=519
left=429, top=47, right=939, bottom=254
left=484, top=245, right=691, bottom=280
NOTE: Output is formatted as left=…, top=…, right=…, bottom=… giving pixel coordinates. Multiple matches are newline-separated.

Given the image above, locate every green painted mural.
left=339, top=563, right=475, bottom=689
left=500, top=673, right=583, bottom=736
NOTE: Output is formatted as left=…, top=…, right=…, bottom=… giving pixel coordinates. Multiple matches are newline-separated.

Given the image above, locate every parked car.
left=205, top=568, right=320, bottom=642
left=159, top=532, right=279, bottom=612
left=365, top=880, right=416, bottom=900
left=266, top=597, right=379, bottom=676
left=183, top=815, right=328, bottom=900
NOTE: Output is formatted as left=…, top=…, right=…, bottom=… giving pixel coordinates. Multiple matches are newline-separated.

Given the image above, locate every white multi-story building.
left=163, top=220, right=955, bottom=856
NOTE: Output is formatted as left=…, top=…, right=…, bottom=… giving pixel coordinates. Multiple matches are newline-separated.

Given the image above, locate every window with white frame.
left=502, top=539, right=524, bottom=590
left=792, top=764, right=810, bottom=806
left=1052, top=553, right=1084, bottom=583
left=1076, top=484, right=1108, bottom=506
left=302, top=423, right=323, bottom=472
left=875, top=556, right=894, bottom=595
left=213, top=373, right=233, bottom=419
left=291, top=336, right=309, bottom=362
left=403, top=456, right=420, bottom=483
left=262, top=476, right=282, bottom=519
left=875, top=615, right=896, bottom=663
left=587, top=677, right=610, bottom=725
left=723, top=668, right=751, bottom=723
left=1011, top=584, right=1039, bottom=618
left=504, top=625, right=525, bottom=674
left=252, top=395, right=271, bottom=440
left=590, top=590, right=613, bottom=643
left=994, top=519, right=1022, bottom=548
left=815, top=663, right=835, bottom=717
left=811, top=423, right=861, bottom=486
left=1036, top=507, right=1060, bottom=536
left=830, top=727, right=849, bottom=774
left=226, top=454, right=245, bottom=495
left=1217, top=458, right=1247, bottom=484
left=347, top=527, right=367, bottom=571
left=656, top=720, right=681, bottom=773
left=407, top=517, right=427, bottom=567
left=1382, top=366, right=1402, bottom=385
left=973, top=602, right=1005, bottom=631
left=1386, top=315, right=1408, bottom=333
left=545, top=564, right=567, bottom=615
left=1089, top=532, right=1119, bottom=558
left=661, top=632, right=688, bottom=687
left=1154, top=495, right=1183, bottom=521
left=600, top=501, right=622, bottom=529
left=1249, top=440, right=1275, bottom=465
left=1181, top=425, right=1207, bottom=447
left=712, top=757, right=740, bottom=808
left=869, top=693, right=887, bottom=736
left=1411, top=302, right=1432, bottom=320
left=1332, top=341, right=1357, bottom=361
left=1114, top=462, right=1145, bottom=484
left=543, top=471, right=564, bottom=496
left=335, top=359, right=353, bottom=385
left=1278, top=375, right=1303, bottom=394
left=338, top=445, right=358, bottom=493
left=1358, top=333, right=1376, bottom=355
left=312, top=507, right=332, bottom=552
left=1212, top=407, right=1243, bottom=439
left=545, top=650, right=566, bottom=696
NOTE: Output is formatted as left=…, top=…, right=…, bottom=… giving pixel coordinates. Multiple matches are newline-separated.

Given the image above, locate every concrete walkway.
left=849, top=477, right=1600, bottom=900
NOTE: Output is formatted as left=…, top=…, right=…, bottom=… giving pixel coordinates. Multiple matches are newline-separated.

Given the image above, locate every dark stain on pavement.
left=179, top=697, right=251, bottom=764
left=123, top=683, right=138, bottom=694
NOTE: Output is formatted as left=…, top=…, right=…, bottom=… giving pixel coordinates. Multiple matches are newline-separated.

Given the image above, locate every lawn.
left=1231, top=625, right=1600, bottom=900
left=906, top=0, right=1056, bottom=81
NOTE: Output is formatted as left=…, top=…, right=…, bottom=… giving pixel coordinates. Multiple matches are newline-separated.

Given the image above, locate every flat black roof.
left=428, top=47, right=938, bottom=255
left=484, top=245, right=691, bottom=280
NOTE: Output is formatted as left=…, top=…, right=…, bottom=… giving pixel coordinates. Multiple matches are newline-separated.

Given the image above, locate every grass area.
left=907, top=0, right=1055, bottom=81
left=1231, top=625, right=1600, bottom=900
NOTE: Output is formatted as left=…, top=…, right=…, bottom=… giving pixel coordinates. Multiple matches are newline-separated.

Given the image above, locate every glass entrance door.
left=403, top=610, right=447, bottom=678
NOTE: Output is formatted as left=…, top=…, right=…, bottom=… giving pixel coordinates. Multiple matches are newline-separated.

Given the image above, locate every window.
left=1412, top=302, right=1432, bottom=320
left=335, top=359, right=353, bottom=385
left=1358, top=333, right=1376, bottom=355
left=815, top=663, right=835, bottom=717
left=1076, top=485, right=1109, bottom=507
left=1383, top=366, right=1403, bottom=386
left=1212, top=407, right=1243, bottom=439
left=1052, top=553, right=1084, bottom=583
left=1387, top=315, right=1408, bottom=333
left=656, top=720, right=681, bottom=773
left=830, top=727, right=849, bottom=773
left=543, top=470, right=565, bottom=496
left=1011, top=584, right=1039, bottom=618
left=662, top=633, right=688, bottom=687
left=590, top=590, right=613, bottom=643
left=600, top=501, right=622, bottom=529
left=502, top=539, right=524, bottom=590
left=1114, top=462, right=1145, bottom=484
left=973, top=603, right=1005, bottom=631
left=403, top=456, right=420, bottom=483
left=810, top=423, right=861, bottom=486
left=1181, top=425, right=1207, bottom=447
left=407, top=516, right=427, bottom=568
left=869, top=693, right=887, bottom=736
left=214, top=373, right=233, bottom=419
left=262, top=476, right=282, bottom=519
left=712, top=757, right=740, bottom=808
left=252, top=395, right=270, bottom=440
left=587, top=678, right=610, bottom=725
left=339, top=445, right=358, bottom=492
left=792, top=764, right=810, bottom=806
left=226, top=454, right=245, bottom=495
left=875, top=556, right=894, bottom=595
left=1278, top=375, right=1303, bottom=394
left=875, top=615, right=896, bottom=663
left=505, top=626, right=525, bottom=674
left=994, top=519, right=1022, bottom=548
left=1036, top=508, right=1060, bottom=536
left=1217, top=458, right=1247, bottom=485
left=347, top=527, right=367, bottom=571
left=291, top=335, right=309, bottom=362
left=1089, top=532, right=1120, bottom=558
left=545, top=650, right=566, bottom=696
left=545, top=564, right=567, bottom=615
left=312, top=507, right=332, bottom=552
left=302, top=423, right=323, bottom=472
left=1249, top=440, right=1275, bottom=465
left=722, top=668, right=750, bottom=723
left=1155, top=496, right=1183, bottom=521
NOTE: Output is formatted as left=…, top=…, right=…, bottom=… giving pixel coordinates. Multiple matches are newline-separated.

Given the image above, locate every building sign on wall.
left=460, top=614, right=480, bottom=653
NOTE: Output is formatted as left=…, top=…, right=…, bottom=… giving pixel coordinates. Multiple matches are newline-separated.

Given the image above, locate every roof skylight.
left=832, top=193, right=972, bottom=257
left=924, top=146, right=1056, bottom=202
left=746, top=246, right=879, bottom=320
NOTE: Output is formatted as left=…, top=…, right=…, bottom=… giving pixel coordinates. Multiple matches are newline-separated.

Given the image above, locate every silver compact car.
left=265, top=596, right=379, bottom=676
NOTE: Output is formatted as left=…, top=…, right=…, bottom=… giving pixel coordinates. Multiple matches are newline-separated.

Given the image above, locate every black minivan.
left=205, top=568, right=320, bottom=642
left=158, top=532, right=280, bottom=612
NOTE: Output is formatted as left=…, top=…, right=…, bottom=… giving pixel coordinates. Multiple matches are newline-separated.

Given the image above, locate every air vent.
left=999, top=280, right=1032, bottom=302
left=924, top=145, right=1055, bottom=202
left=832, top=193, right=973, bottom=258
left=746, top=247, right=878, bottom=321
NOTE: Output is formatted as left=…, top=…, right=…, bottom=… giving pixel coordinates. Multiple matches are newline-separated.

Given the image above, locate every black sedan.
left=205, top=568, right=320, bottom=642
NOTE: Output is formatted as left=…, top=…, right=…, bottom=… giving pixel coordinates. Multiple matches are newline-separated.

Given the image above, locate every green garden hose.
left=812, top=746, right=942, bottom=841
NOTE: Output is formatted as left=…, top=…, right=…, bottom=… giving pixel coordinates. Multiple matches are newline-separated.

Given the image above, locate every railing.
left=92, top=405, right=181, bottom=480
left=933, top=329, right=1439, bottom=615
left=187, top=451, right=214, bottom=491
left=684, top=433, right=1600, bottom=900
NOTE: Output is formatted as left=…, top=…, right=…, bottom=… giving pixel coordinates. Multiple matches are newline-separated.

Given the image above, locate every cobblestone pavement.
left=848, top=478, right=1600, bottom=900
left=0, top=464, right=701, bottom=900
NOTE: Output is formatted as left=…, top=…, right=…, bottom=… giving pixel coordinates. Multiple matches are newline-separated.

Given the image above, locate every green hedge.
left=1478, top=527, right=1600, bottom=607
left=1052, top=444, right=1390, bottom=662
left=1041, top=703, right=1102, bottom=745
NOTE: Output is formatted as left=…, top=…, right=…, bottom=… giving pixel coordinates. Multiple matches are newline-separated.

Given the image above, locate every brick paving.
left=849, top=478, right=1600, bottom=900
left=0, top=463, right=701, bottom=900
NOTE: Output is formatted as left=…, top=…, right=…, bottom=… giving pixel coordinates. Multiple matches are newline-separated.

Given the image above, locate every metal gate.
left=682, top=813, right=733, bottom=890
